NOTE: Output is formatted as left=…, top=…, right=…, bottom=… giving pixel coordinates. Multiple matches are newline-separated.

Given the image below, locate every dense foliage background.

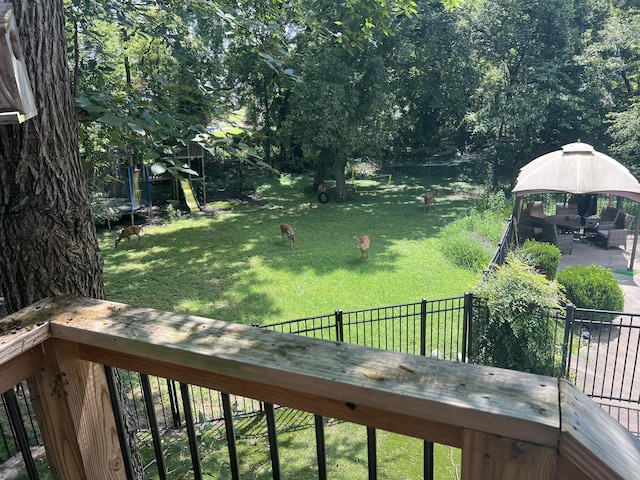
left=66, top=0, right=640, bottom=197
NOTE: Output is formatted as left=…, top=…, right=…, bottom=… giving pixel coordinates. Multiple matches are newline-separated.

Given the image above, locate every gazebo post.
left=629, top=206, right=640, bottom=272
left=513, top=196, right=524, bottom=245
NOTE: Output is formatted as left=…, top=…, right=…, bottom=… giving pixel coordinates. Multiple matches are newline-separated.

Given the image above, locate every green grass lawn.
left=102, top=172, right=486, bottom=324
left=97, top=172, right=493, bottom=480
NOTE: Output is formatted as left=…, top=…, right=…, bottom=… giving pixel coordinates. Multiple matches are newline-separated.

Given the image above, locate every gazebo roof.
left=512, top=142, right=640, bottom=202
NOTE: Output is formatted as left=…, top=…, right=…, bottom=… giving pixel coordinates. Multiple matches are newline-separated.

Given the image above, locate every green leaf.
left=97, top=114, right=125, bottom=126
left=176, top=165, right=199, bottom=176
left=127, top=123, right=147, bottom=135
left=83, top=105, right=107, bottom=114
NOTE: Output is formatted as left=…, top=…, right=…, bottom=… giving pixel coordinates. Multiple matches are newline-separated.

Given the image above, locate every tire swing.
left=318, top=192, right=329, bottom=204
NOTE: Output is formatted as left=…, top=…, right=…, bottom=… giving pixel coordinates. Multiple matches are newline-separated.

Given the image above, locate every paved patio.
left=559, top=233, right=640, bottom=436
left=558, top=233, right=640, bottom=312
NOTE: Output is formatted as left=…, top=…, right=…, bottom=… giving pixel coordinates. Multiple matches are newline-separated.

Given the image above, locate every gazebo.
left=512, top=142, right=640, bottom=271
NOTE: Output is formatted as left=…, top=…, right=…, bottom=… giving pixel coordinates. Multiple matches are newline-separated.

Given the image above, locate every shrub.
left=442, top=235, right=493, bottom=270
left=516, top=240, right=561, bottom=279
left=165, top=200, right=182, bottom=223
left=440, top=210, right=505, bottom=271
left=472, top=254, right=565, bottom=375
left=557, top=265, right=624, bottom=314
left=474, top=189, right=511, bottom=217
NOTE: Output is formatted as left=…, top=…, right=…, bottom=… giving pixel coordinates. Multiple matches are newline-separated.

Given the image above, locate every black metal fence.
left=261, top=296, right=470, bottom=361
left=563, top=304, right=640, bottom=435
left=483, top=213, right=515, bottom=277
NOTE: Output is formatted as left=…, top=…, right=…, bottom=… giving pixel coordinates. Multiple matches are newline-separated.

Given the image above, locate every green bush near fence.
left=557, top=265, right=624, bottom=315
left=440, top=209, right=505, bottom=271
left=516, top=239, right=561, bottom=280
left=472, top=255, right=565, bottom=375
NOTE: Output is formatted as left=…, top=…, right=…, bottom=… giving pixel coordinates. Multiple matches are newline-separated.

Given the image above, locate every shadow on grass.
left=102, top=173, right=487, bottom=321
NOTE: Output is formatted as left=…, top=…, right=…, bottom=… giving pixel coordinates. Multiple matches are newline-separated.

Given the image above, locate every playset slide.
left=178, top=176, right=200, bottom=214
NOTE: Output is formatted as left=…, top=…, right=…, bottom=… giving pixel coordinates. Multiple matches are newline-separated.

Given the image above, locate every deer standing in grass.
left=115, top=225, right=143, bottom=248
left=280, top=223, right=295, bottom=248
left=356, top=234, right=370, bottom=261
left=424, top=192, right=436, bottom=211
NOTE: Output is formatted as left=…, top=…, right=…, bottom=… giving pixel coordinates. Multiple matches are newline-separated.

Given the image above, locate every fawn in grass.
left=356, top=234, right=370, bottom=261
left=424, top=192, right=436, bottom=211
left=280, top=223, right=295, bottom=247
left=115, top=225, right=143, bottom=248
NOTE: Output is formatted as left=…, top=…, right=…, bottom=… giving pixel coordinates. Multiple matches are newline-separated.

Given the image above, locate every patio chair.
left=584, top=206, right=621, bottom=237
left=527, top=201, right=545, bottom=218
left=595, top=213, right=635, bottom=250
left=518, top=221, right=543, bottom=242
left=540, top=219, right=573, bottom=254
left=555, top=202, right=579, bottom=216
left=593, top=206, right=622, bottom=229
left=517, top=201, right=545, bottom=242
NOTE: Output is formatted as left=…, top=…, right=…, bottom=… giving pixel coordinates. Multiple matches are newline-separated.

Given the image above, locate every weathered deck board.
left=47, top=295, right=560, bottom=449
left=28, top=339, right=125, bottom=479
left=0, top=347, right=43, bottom=393
left=0, top=297, right=53, bottom=366
left=462, top=430, right=557, bottom=480
left=557, top=379, right=640, bottom=480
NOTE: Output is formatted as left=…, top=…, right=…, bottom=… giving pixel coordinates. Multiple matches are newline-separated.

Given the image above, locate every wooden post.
left=28, top=339, right=126, bottom=480
left=461, top=430, right=557, bottom=480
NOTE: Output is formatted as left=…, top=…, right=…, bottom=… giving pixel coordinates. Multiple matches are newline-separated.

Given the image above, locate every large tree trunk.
left=333, top=155, right=348, bottom=200
left=0, top=2, right=103, bottom=312
left=0, top=3, right=144, bottom=478
left=314, top=147, right=334, bottom=190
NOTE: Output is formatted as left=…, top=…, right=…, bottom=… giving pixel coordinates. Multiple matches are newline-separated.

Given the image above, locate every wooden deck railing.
left=2, top=295, right=640, bottom=479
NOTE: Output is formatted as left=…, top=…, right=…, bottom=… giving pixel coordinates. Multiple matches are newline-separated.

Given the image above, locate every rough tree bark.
left=0, top=3, right=144, bottom=478
left=0, top=2, right=103, bottom=312
left=315, top=146, right=348, bottom=200
left=333, top=155, right=347, bottom=200
left=313, top=147, right=333, bottom=191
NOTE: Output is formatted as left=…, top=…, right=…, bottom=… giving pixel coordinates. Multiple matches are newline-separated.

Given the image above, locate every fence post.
left=222, top=393, right=241, bottom=480
left=367, top=426, right=377, bottom=480
left=420, top=299, right=427, bottom=356
left=335, top=310, right=344, bottom=342
left=561, top=303, right=576, bottom=378
left=141, top=373, right=167, bottom=479
left=3, top=388, right=39, bottom=479
left=28, top=339, right=126, bottom=479
left=180, top=383, right=203, bottom=480
left=462, top=292, right=474, bottom=362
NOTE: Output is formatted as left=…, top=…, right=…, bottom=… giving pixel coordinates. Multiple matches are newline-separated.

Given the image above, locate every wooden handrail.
left=2, top=295, right=640, bottom=479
